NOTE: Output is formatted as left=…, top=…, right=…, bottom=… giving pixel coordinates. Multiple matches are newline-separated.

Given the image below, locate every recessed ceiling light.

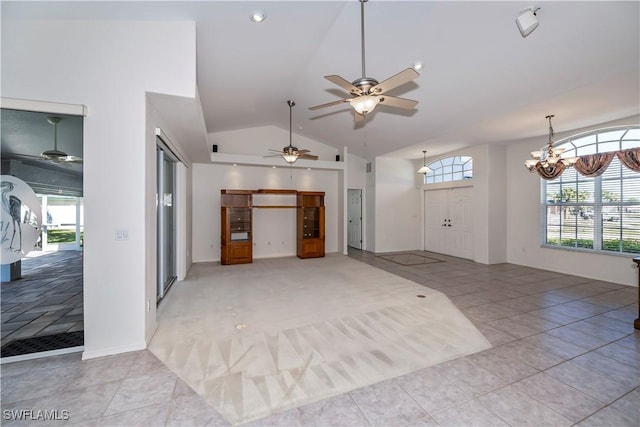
left=250, top=10, right=266, bottom=23
left=307, top=168, right=311, bottom=171
left=413, top=61, right=423, bottom=70
left=272, top=166, right=276, bottom=168
left=233, top=163, right=237, bottom=166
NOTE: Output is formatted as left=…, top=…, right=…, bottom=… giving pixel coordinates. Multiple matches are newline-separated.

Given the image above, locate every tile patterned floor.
left=1, top=249, right=638, bottom=426
left=1, top=251, right=83, bottom=350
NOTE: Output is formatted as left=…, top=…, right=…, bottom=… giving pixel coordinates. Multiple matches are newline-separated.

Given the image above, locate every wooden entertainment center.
left=221, top=189, right=325, bottom=265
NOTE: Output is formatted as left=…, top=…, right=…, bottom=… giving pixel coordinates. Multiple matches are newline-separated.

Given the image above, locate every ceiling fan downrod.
left=48, top=116, right=62, bottom=151
left=288, top=100, right=295, bottom=148
left=360, top=0, right=367, bottom=79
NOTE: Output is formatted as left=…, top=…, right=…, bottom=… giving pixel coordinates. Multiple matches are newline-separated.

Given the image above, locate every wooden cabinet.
left=221, top=190, right=253, bottom=265
left=297, top=191, right=325, bottom=258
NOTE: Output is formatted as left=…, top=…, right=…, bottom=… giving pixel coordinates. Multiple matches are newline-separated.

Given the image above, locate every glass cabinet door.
left=230, top=207, right=251, bottom=241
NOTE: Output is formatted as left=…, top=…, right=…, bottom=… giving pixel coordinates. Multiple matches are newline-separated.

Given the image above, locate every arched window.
left=542, top=125, right=640, bottom=254
left=425, top=156, right=473, bottom=184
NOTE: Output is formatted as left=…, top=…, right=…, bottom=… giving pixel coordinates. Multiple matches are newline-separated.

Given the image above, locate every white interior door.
left=347, top=189, right=362, bottom=249
left=424, top=187, right=474, bottom=259
left=424, top=189, right=449, bottom=254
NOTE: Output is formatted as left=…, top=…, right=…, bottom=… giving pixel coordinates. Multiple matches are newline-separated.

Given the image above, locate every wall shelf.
left=255, top=189, right=297, bottom=195
left=253, top=205, right=296, bottom=209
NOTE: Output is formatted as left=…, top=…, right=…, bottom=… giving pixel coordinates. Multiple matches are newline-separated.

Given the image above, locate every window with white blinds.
left=542, top=126, right=640, bottom=254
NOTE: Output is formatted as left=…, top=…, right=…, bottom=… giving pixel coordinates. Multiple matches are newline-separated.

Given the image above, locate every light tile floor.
left=1, top=250, right=638, bottom=426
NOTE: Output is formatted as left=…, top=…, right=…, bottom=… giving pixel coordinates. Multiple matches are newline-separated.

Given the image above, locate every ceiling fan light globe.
left=417, top=166, right=431, bottom=174
left=283, top=153, right=298, bottom=163
left=350, top=95, right=380, bottom=115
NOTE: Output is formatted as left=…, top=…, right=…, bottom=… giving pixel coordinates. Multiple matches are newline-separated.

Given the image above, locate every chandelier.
left=525, top=115, right=578, bottom=179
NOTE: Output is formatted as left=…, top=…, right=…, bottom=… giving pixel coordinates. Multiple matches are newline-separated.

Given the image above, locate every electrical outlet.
left=147, top=299, right=151, bottom=312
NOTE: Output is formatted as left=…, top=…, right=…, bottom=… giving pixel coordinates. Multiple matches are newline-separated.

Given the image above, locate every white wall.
left=210, top=126, right=339, bottom=162
left=365, top=159, right=376, bottom=252
left=374, top=157, right=421, bottom=252
left=506, top=115, right=640, bottom=286
left=192, top=164, right=339, bottom=262
left=348, top=153, right=367, bottom=189
left=2, top=20, right=197, bottom=357
left=486, top=144, right=508, bottom=264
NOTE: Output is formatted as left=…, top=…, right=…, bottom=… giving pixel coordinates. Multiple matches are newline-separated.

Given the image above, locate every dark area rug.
left=1, top=331, right=83, bottom=357
left=378, top=253, right=443, bottom=266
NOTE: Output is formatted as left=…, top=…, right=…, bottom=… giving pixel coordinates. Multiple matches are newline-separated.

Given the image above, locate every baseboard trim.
left=82, top=342, right=146, bottom=360
left=1, top=346, right=83, bottom=364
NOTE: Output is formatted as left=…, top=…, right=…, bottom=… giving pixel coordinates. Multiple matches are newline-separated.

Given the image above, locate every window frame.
left=424, top=155, right=473, bottom=185
left=541, top=125, right=640, bottom=256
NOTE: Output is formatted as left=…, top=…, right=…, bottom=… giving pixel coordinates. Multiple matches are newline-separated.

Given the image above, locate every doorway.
left=1, top=106, right=84, bottom=359
left=424, top=187, right=474, bottom=259
left=156, top=141, right=177, bottom=301
left=347, top=189, right=362, bottom=249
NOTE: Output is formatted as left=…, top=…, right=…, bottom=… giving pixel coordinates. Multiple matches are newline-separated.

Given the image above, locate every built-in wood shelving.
left=221, top=188, right=325, bottom=264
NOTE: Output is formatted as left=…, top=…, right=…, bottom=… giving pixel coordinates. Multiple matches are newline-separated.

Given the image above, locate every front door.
left=424, top=187, right=474, bottom=259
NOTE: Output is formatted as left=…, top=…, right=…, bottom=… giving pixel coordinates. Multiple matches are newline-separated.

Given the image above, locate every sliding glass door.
left=156, top=142, right=177, bottom=301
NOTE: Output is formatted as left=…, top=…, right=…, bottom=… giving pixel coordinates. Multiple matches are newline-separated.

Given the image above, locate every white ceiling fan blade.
left=324, top=75, right=362, bottom=95
left=370, top=68, right=420, bottom=95
left=308, top=98, right=351, bottom=111
left=379, top=95, right=418, bottom=110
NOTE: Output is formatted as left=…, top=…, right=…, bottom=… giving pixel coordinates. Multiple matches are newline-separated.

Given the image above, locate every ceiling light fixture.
left=250, top=10, right=266, bottom=23
left=525, top=114, right=578, bottom=179
left=350, top=95, right=380, bottom=115
left=413, top=61, right=423, bottom=70
left=308, top=0, right=420, bottom=120
left=265, top=101, right=319, bottom=163
left=283, top=100, right=299, bottom=164
left=417, top=150, right=431, bottom=174
left=516, top=7, right=540, bottom=37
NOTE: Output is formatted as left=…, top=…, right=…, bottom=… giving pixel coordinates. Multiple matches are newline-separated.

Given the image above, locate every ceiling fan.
left=309, top=0, right=420, bottom=121
left=265, top=100, right=318, bottom=164
left=12, top=117, right=83, bottom=165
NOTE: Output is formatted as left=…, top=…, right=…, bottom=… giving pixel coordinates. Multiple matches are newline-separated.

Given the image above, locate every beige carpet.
left=149, top=254, right=491, bottom=425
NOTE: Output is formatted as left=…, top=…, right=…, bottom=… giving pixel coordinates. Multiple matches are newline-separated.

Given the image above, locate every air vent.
left=366, top=162, right=372, bottom=173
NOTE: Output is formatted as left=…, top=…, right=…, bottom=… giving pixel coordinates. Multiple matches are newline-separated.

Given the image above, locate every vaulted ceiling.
left=3, top=1, right=639, bottom=163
